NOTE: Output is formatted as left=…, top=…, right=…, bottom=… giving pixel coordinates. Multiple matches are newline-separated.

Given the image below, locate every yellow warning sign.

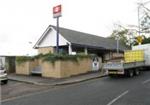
left=136, top=36, right=143, bottom=44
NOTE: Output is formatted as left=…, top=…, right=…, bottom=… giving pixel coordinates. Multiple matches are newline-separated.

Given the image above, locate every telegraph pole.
left=137, top=1, right=150, bottom=44
left=138, top=4, right=141, bottom=36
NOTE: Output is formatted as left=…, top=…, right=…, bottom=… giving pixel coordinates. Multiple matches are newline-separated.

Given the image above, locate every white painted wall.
left=38, top=27, right=69, bottom=47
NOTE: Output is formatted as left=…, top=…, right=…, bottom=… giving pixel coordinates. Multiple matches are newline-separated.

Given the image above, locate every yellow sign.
left=136, top=36, right=143, bottom=44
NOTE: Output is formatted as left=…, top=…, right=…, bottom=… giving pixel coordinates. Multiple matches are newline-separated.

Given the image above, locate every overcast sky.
left=0, top=0, right=149, bottom=56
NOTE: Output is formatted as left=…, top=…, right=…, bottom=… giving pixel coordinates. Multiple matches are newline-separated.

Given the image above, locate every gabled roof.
left=51, top=25, right=128, bottom=51
left=34, top=26, right=52, bottom=48
left=34, top=25, right=128, bottom=51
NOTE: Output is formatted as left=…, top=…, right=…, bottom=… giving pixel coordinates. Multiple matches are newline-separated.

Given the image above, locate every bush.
left=16, top=53, right=95, bottom=64
left=16, top=56, right=34, bottom=64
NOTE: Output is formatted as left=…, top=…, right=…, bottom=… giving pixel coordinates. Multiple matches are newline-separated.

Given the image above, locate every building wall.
left=37, top=27, right=68, bottom=47
left=38, top=47, right=55, bottom=54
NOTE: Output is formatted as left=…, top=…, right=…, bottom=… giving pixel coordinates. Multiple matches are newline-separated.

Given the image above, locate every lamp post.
left=115, top=34, right=120, bottom=54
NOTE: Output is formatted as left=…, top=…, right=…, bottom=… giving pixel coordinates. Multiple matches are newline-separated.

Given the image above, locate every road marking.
left=107, top=90, right=129, bottom=105
left=142, top=79, right=150, bottom=84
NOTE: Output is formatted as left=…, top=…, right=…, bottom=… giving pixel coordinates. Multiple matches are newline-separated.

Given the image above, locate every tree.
left=109, top=28, right=130, bottom=47
left=143, top=36, right=150, bottom=44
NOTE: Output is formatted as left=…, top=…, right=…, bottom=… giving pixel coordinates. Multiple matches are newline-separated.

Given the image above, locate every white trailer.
left=103, top=61, right=145, bottom=77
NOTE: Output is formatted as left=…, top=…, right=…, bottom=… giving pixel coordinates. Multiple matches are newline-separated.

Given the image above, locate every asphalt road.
left=1, top=80, right=52, bottom=100
left=2, top=71, right=150, bottom=105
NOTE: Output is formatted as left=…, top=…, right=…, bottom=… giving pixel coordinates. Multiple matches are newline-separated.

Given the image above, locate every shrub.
left=16, top=53, right=95, bottom=64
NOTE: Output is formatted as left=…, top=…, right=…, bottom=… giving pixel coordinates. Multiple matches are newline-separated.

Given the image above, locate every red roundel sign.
left=53, top=5, right=62, bottom=18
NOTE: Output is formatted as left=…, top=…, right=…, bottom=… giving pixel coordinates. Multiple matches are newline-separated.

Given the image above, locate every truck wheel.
left=128, top=70, right=134, bottom=77
left=134, top=70, right=140, bottom=76
left=2, top=80, right=8, bottom=84
left=108, top=74, right=115, bottom=78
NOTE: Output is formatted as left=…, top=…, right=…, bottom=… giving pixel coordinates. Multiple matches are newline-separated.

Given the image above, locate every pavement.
left=8, top=71, right=107, bottom=86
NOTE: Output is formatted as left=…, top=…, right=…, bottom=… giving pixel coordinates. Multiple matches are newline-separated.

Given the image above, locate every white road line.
left=142, top=79, right=150, bottom=84
left=107, top=90, right=129, bottom=105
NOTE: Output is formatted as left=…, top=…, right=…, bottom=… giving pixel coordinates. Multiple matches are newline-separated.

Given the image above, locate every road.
left=2, top=71, right=150, bottom=105
left=1, top=80, right=52, bottom=100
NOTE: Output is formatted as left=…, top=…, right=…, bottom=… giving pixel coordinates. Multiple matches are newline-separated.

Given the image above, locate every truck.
left=103, top=44, right=150, bottom=77
left=0, top=57, right=8, bottom=84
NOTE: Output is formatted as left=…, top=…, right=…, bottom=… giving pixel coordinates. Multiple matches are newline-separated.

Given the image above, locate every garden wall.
left=16, top=58, right=92, bottom=78
left=42, top=58, right=92, bottom=78
left=16, top=60, right=39, bottom=75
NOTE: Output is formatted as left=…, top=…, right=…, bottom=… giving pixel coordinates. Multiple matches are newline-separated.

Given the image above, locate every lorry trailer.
left=103, top=44, right=150, bottom=77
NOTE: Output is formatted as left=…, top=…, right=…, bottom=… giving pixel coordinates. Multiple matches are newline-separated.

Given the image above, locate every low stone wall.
left=16, top=58, right=92, bottom=78
left=42, top=61, right=61, bottom=78
left=16, top=60, right=39, bottom=75
left=16, top=62, right=30, bottom=75
left=42, top=58, right=92, bottom=78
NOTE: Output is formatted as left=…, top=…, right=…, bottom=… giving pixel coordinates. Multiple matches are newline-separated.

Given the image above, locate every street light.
left=113, top=24, right=121, bottom=54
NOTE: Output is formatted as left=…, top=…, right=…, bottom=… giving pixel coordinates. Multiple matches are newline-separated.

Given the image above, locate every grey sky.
left=0, top=0, right=147, bottom=55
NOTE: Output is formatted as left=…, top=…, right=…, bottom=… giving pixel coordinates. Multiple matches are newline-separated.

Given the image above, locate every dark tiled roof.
left=51, top=25, right=128, bottom=51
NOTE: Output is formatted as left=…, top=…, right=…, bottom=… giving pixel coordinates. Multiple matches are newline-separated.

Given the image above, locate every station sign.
left=53, top=5, right=62, bottom=18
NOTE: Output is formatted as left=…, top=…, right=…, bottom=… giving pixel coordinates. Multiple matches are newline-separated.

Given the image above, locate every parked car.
left=0, top=57, right=8, bottom=84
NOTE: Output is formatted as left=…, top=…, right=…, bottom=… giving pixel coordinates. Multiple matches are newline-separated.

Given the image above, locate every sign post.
left=53, top=5, right=62, bottom=53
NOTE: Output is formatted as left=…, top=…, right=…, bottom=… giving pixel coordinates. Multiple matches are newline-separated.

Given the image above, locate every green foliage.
left=34, top=53, right=44, bottom=59
left=42, top=53, right=92, bottom=64
left=109, top=29, right=129, bottom=46
left=16, top=53, right=93, bottom=64
left=143, top=37, right=150, bottom=44
left=16, top=56, right=34, bottom=64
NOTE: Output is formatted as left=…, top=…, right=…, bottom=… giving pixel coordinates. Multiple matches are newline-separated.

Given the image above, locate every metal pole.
left=56, top=17, right=59, bottom=53
left=117, top=37, right=119, bottom=54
